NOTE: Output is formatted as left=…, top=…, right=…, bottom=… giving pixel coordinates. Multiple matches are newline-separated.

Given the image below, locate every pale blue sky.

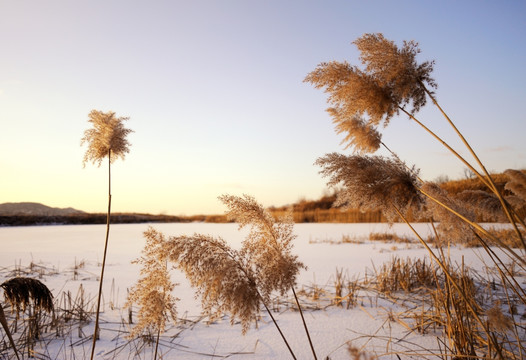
left=1, top=1, right=525, bottom=215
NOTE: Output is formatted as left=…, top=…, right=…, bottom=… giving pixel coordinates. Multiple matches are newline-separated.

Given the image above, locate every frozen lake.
left=0, top=222, right=507, bottom=359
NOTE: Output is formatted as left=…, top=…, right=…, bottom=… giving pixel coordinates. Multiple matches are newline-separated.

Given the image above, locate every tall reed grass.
left=306, top=32, right=526, bottom=359
left=81, top=109, right=133, bottom=360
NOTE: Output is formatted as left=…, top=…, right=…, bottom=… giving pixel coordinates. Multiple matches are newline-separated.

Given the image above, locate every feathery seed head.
left=504, top=169, right=526, bottom=202
left=154, top=195, right=305, bottom=334
left=305, top=33, right=435, bottom=153
left=126, top=227, right=178, bottom=338
left=160, top=233, right=260, bottom=334
left=315, top=153, right=423, bottom=222
left=353, top=33, right=436, bottom=113
left=420, top=182, right=477, bottom=245
left=219, top=194, right=305, bottom=300
left=81, top=109, right=133, bottom=167
left=455, top=190, right=507, bottom=222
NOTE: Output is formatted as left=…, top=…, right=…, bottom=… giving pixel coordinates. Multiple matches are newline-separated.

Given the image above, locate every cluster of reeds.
left=1, top=277, right=54, bottom=358
left=307, top=32, right=526, bottom=359
left=142, top=194, right=317, bottom=359
left=373, top=256, right=435, bottom=295
left=331, top=268, right=360, bottom=309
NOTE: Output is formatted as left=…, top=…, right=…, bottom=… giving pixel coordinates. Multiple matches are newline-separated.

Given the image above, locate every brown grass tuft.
left=1, top=277, right=54, bottom=315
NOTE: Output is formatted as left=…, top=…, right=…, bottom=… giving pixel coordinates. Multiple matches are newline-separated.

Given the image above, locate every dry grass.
left=125, top=227, right=178, bottom=359
left=307, top=32, right=526, bottom=359
left=373, top=257, right=435, bottom=295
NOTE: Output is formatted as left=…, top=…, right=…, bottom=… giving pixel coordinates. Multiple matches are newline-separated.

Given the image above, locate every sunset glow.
left=1, top=1, right=525, bottom=215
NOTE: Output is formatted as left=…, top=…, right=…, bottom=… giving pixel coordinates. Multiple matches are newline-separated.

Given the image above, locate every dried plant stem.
left=393, top=205, right=504, bottom=359
left=256, top=212, right=317, bottom=359
left=260, top=297, right=298, bottom=360
left=400, top=103, right=526, bottom=253
left=422, top=85, right=526, bottom=243
left=154, top=325, right=161, bottom=360
left=398, top=107, right=485, bottom=185
left=418, top=186, right=526, bottom=266
left=471, top=232, right=526, bottom=303
left=0, top=305, right=21, bottom=360
left=291, top=286, right=317, bottom=360
left=90, top=150, right=112, bottom=360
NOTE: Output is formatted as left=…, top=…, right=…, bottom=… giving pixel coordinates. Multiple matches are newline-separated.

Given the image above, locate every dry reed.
left=126, top=228, right=178, bottom=341
left=148, top=194, right=311, bottom=359
left=81, top=109, right=133, bottom=360
left=307, top=32, right=526, bottom=359
left=316, top=153, right=423, bottom=222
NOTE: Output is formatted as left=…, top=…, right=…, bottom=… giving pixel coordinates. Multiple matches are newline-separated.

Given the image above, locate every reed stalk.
left=417, top=86, right=526, bottom=247
left=0, top=304, right=20, bottom=360
left=81, top=110, right=132, bottom=359
left=90, top=149, right=112, bottom=360
left=393, top=205, right=505, bottom=359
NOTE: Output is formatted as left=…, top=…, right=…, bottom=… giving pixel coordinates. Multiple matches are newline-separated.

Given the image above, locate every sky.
left=1, top=1, right=525, bottom=216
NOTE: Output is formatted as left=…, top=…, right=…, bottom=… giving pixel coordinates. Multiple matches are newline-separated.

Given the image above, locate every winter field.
left=0, top=222, right=521, bottom=359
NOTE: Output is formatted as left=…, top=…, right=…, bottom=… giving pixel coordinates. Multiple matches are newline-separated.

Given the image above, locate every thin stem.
left=0, top=305, right=20, bottom=360
left=260, top=297, right=298, bottom=360
left=398, top=107, right=487, bottom=187
left=393, top=205, right=504, bottom=359
left=418, top=187, right=526, bottom=266
left=154, top=325, right=161, bottom=360
left=421, top=86, right=526, bottom=248
left=90, top=150, right=112, bottom=360
left=291, top=286, right=317, bottom=360
left=201, top=238, right=298, bottom=360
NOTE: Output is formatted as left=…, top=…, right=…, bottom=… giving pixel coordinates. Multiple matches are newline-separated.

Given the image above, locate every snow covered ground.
left=0, top=223, right=513, bottom=359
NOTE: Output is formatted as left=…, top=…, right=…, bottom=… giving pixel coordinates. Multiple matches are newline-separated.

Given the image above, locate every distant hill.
left=0, top=202, right=196, bottom=226
left=0, top=202, right=85, bottom=216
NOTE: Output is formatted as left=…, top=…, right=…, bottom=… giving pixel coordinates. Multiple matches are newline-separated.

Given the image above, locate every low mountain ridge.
left=0, top=202, right=85, bottom=216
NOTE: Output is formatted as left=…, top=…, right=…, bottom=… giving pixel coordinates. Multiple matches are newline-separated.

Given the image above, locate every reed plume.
left=81, top=110, right=133, bottom=167
left=315, top=153, right=423, bottom=222
left=219, top=194, right=304, bottom=302
left=353, top=33, right=436, bottom=114
left=126, top=227, right=178, bottom=339
left=159, top=232, right=259, bottom=334
left=152, top=195, right=306, bottom=358
left=420, top=182, right=477, bottom=245
left=455, top=189, right=507, bottom=222
left=328, top=110, right=382, bottom=153
left=304, top=33, right=435, bottom=153
left=220, top=195, right=316, bottom=358
left=81, top=109, right=132, bottom=360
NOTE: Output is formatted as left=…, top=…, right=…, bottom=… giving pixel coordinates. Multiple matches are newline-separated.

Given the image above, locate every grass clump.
left=374, top=256, right=435, bottom=294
